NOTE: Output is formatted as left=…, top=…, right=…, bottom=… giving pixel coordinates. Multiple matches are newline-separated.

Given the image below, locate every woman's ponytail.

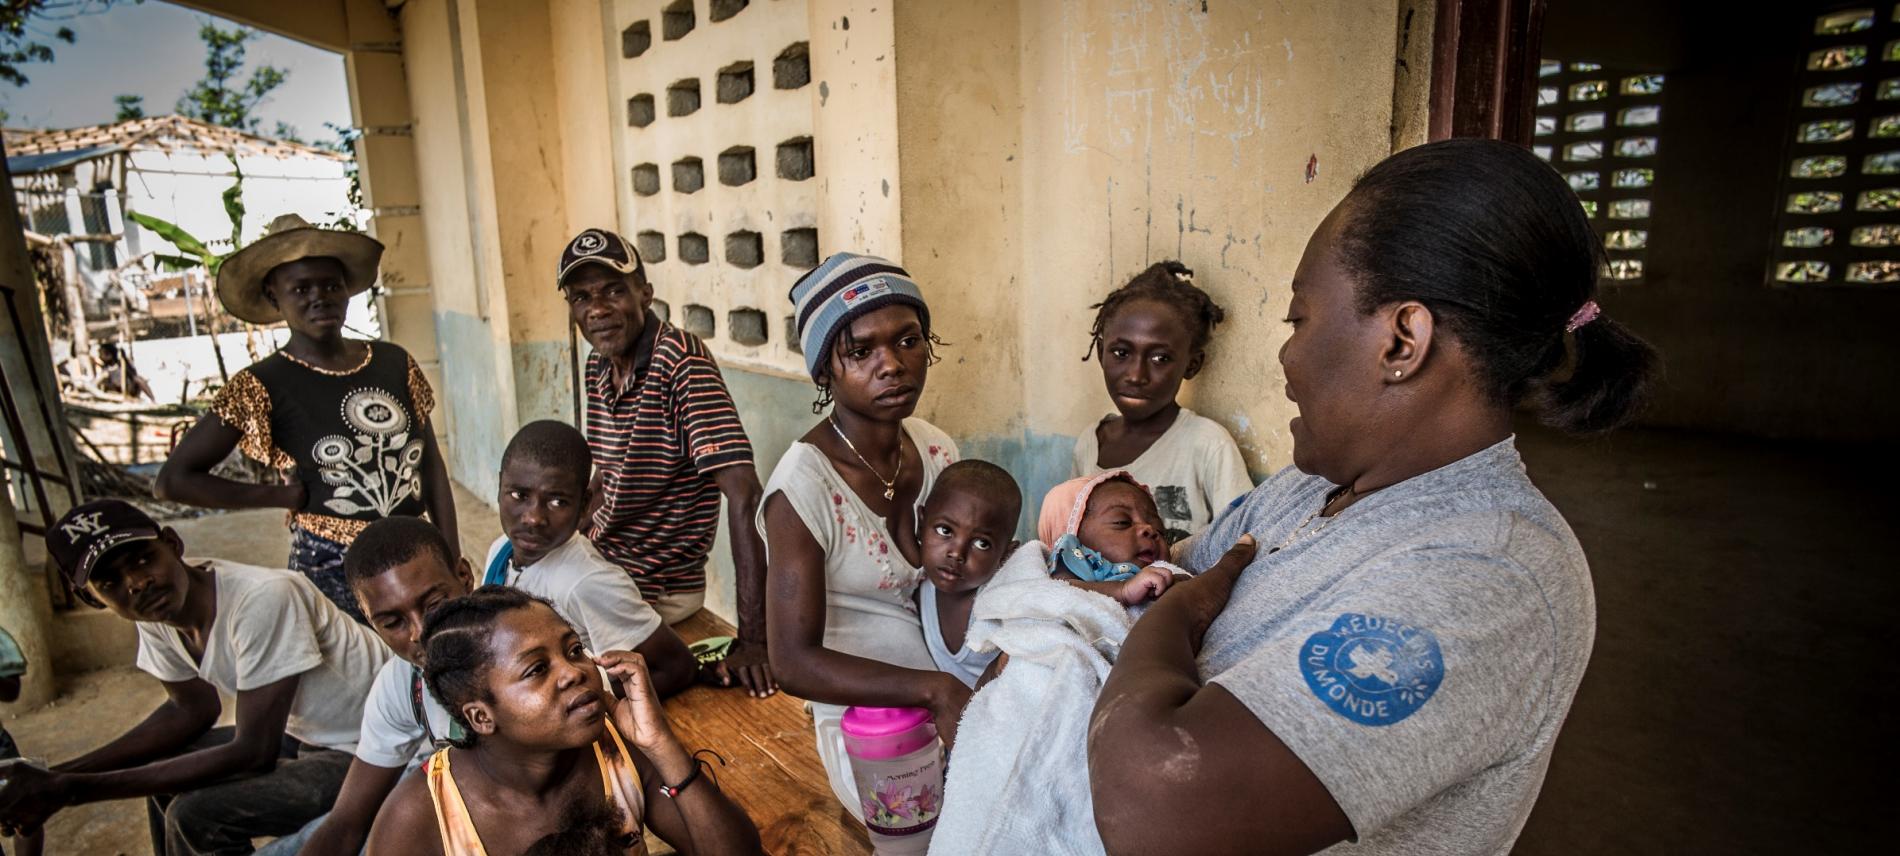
left=1531, top=316, right=1659, bottom=434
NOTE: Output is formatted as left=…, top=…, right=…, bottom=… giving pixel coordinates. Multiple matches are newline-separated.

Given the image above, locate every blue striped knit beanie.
left=788, top=252, right=930, bottom=383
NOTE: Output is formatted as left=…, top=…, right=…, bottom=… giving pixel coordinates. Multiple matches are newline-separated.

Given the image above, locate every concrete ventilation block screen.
left=782, top=227, right=819, bottom=267
left=709, top=0, right=749, bottom=23
left=667, top=78, right=701, bottom=117
left=631, top=163, right=661, bottom=196
left=627, top=94, right=655, bottom=128
left=777, top=137, right=815, bottom=180
left=622, top=20, right=651, bottom=58
left=672, top=157, right=705, bottom=193
left=774, top=42, right=810, bottom=90
left=683, top=303, right=716, bottom=338
left=679, top=232, right=710, bottom=264
left=653, top=298, right=672, bottom=324
left=662, top=0, right=694, bottom=40
left=635, top=230, right=666, bottom=262
left=784, top=315, right=801, bottom=353
left=717, top=61, right=755, bottom=104
left=726, top=230, right=763, bottom=268
left=728, top=307, right=767, bottom=345
left=718, top=146, right=757, bottom=186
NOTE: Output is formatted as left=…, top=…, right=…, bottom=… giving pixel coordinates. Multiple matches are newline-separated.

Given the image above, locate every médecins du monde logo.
left=1299, top=613, right=1445, bottom=726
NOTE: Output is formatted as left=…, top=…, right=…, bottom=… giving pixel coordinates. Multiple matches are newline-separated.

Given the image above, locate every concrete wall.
left=604, top=0, right=828, bottom=376
left=880, top=0, right=1410, bottom=533
left=1543, top=0, right=1899, bottom=442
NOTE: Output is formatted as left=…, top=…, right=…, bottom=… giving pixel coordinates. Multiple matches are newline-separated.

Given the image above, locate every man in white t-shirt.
left=0, top=501, right=388, bottom=856
left=274, top=516, right=467, bottom=856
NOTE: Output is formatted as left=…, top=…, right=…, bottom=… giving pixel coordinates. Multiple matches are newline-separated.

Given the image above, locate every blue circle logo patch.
left=1298, top=613, right=1444, bottom=726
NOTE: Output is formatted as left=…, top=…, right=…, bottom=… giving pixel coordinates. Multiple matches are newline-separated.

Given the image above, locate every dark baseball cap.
left=47, top=500, right=162, bottom=591
left=557, top=228, right=643, bottom=285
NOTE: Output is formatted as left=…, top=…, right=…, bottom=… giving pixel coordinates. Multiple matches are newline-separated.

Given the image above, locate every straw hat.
left=215, top=214, right=384, bottom=324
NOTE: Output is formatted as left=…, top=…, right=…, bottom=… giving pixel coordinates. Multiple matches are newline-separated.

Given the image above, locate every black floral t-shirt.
left=210, top=341, right=434, bottom=543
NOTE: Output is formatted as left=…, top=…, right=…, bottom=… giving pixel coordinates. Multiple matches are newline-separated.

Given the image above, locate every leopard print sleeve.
left=208, top=369, right=293, bottom=469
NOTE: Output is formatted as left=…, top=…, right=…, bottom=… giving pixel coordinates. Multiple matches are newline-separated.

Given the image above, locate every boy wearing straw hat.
left=156, top=214, right=457, bottom=624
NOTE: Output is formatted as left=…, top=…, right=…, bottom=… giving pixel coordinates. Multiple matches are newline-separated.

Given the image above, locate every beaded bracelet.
left=659, top=748, right=729, bottom=799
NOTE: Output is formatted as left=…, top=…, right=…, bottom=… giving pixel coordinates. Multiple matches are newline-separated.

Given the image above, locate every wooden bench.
left=670, top=612, right=872, bottom=855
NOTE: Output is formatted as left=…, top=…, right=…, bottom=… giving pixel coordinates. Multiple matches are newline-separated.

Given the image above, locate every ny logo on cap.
left=61, top=512, right=107, bottom=540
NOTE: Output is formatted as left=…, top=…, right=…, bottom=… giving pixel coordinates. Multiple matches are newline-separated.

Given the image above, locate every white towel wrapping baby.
left=927, top=540, right=1133, bottom=856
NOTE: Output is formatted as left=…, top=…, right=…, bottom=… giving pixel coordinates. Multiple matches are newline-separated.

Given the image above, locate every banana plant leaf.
left=152, top=253, right=201, bottom=272
left=126, top=211, right=210, bottom=258
left=222, top=155, right=246, bottom=247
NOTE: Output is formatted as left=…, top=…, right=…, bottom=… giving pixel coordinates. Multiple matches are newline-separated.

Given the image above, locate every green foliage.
left=220, top=156, right=245, bottom=247
left=112, top=93, right=142, bottom=121
left=321, top=122, right=364, bottom=231
left=0, top=1, right=125, bottom=88
left=131, top=155, right=246, bottom=276
left=175, top=21, right=288, bottom=134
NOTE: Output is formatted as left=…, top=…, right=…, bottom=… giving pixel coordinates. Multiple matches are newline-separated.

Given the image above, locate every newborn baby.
left=1037, top=471, right=1188, bottom=606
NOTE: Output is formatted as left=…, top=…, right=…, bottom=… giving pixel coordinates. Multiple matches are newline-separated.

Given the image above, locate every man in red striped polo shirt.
left=557, top=228, right=775, bottom=697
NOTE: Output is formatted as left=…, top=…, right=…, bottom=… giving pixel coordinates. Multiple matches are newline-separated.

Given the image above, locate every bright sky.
left=0, top=0, right=351, bottom=142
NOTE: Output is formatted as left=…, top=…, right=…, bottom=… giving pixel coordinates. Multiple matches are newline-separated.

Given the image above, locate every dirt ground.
left=7, top=427, right=1891, bottom=854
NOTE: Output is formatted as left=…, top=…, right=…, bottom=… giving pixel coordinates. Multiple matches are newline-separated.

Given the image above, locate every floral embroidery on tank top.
left=314, top=387, right=426, bottom=517
left=830, top=490, right=921, bottom=599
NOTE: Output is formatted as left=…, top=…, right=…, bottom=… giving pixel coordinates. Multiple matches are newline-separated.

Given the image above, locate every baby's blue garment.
left=1046, top=533, right=1140, bottom=583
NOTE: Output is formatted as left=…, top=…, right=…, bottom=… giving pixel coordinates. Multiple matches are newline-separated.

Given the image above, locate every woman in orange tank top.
left=364, top=587, right=761, bottom=855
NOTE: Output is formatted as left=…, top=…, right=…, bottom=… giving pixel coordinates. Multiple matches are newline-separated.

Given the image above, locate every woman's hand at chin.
left=595, top=650, right=685, bottom=759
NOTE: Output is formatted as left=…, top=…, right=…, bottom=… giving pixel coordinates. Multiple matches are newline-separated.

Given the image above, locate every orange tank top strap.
left=595, top=719, right=650, bottom=855
left=424, top=747, right=489, bottom=856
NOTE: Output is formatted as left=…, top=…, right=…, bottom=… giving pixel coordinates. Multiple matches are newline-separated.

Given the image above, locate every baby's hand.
left=1117, top=566, right=1174, bottom=605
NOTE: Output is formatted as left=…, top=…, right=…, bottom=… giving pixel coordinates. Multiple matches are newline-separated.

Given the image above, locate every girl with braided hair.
left=364, top=587, right=760, bottom=855
left=1072, top=260, right=1253, bottom=542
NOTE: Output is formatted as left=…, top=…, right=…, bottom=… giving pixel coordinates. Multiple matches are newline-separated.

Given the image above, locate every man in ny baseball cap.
left=8, top=502, right=389, bottom=854
left=46, top=499, right=165, bottom=609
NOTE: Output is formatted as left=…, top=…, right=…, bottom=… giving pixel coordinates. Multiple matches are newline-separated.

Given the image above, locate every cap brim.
left=557, top=256, right=640, bottom=286
left=71, top=529, right=160, bottom=589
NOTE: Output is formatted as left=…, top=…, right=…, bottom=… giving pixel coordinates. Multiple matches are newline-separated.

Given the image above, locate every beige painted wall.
left=891, top=0, right=1026, bottom=445
left=892, top=0, right=1410, bottom=479
left=551, top=0, right=622, bottom=237
left=808, top=0, right=905, bottom=264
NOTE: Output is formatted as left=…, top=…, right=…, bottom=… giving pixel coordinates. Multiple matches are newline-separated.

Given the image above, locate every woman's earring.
left=1393, top=370, right=1403, bottom=378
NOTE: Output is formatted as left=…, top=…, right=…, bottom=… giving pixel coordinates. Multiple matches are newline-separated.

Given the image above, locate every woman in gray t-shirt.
left=1087, top=139, right=1658, bottom=856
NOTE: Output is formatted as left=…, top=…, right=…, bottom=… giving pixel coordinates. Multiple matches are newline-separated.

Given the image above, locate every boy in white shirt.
left=284, top=425, right=695, bottom=855
left=481, top=420, right=694, bottom=694
left=0, top=501, right=387, bottom=856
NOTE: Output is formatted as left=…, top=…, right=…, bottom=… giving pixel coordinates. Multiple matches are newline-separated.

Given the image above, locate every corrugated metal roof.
left=6, top=144, right=120, bottom=175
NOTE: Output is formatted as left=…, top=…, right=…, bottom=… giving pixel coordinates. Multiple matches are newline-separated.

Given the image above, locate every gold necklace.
left=829, top=416, right=902, bottom=501
left=1269, top=486, right=1353, bottom=554
left=280, top=341, right=372, bottom=376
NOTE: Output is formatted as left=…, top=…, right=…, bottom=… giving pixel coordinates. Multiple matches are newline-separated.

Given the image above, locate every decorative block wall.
left=607, top=0, right=817, bottom=374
